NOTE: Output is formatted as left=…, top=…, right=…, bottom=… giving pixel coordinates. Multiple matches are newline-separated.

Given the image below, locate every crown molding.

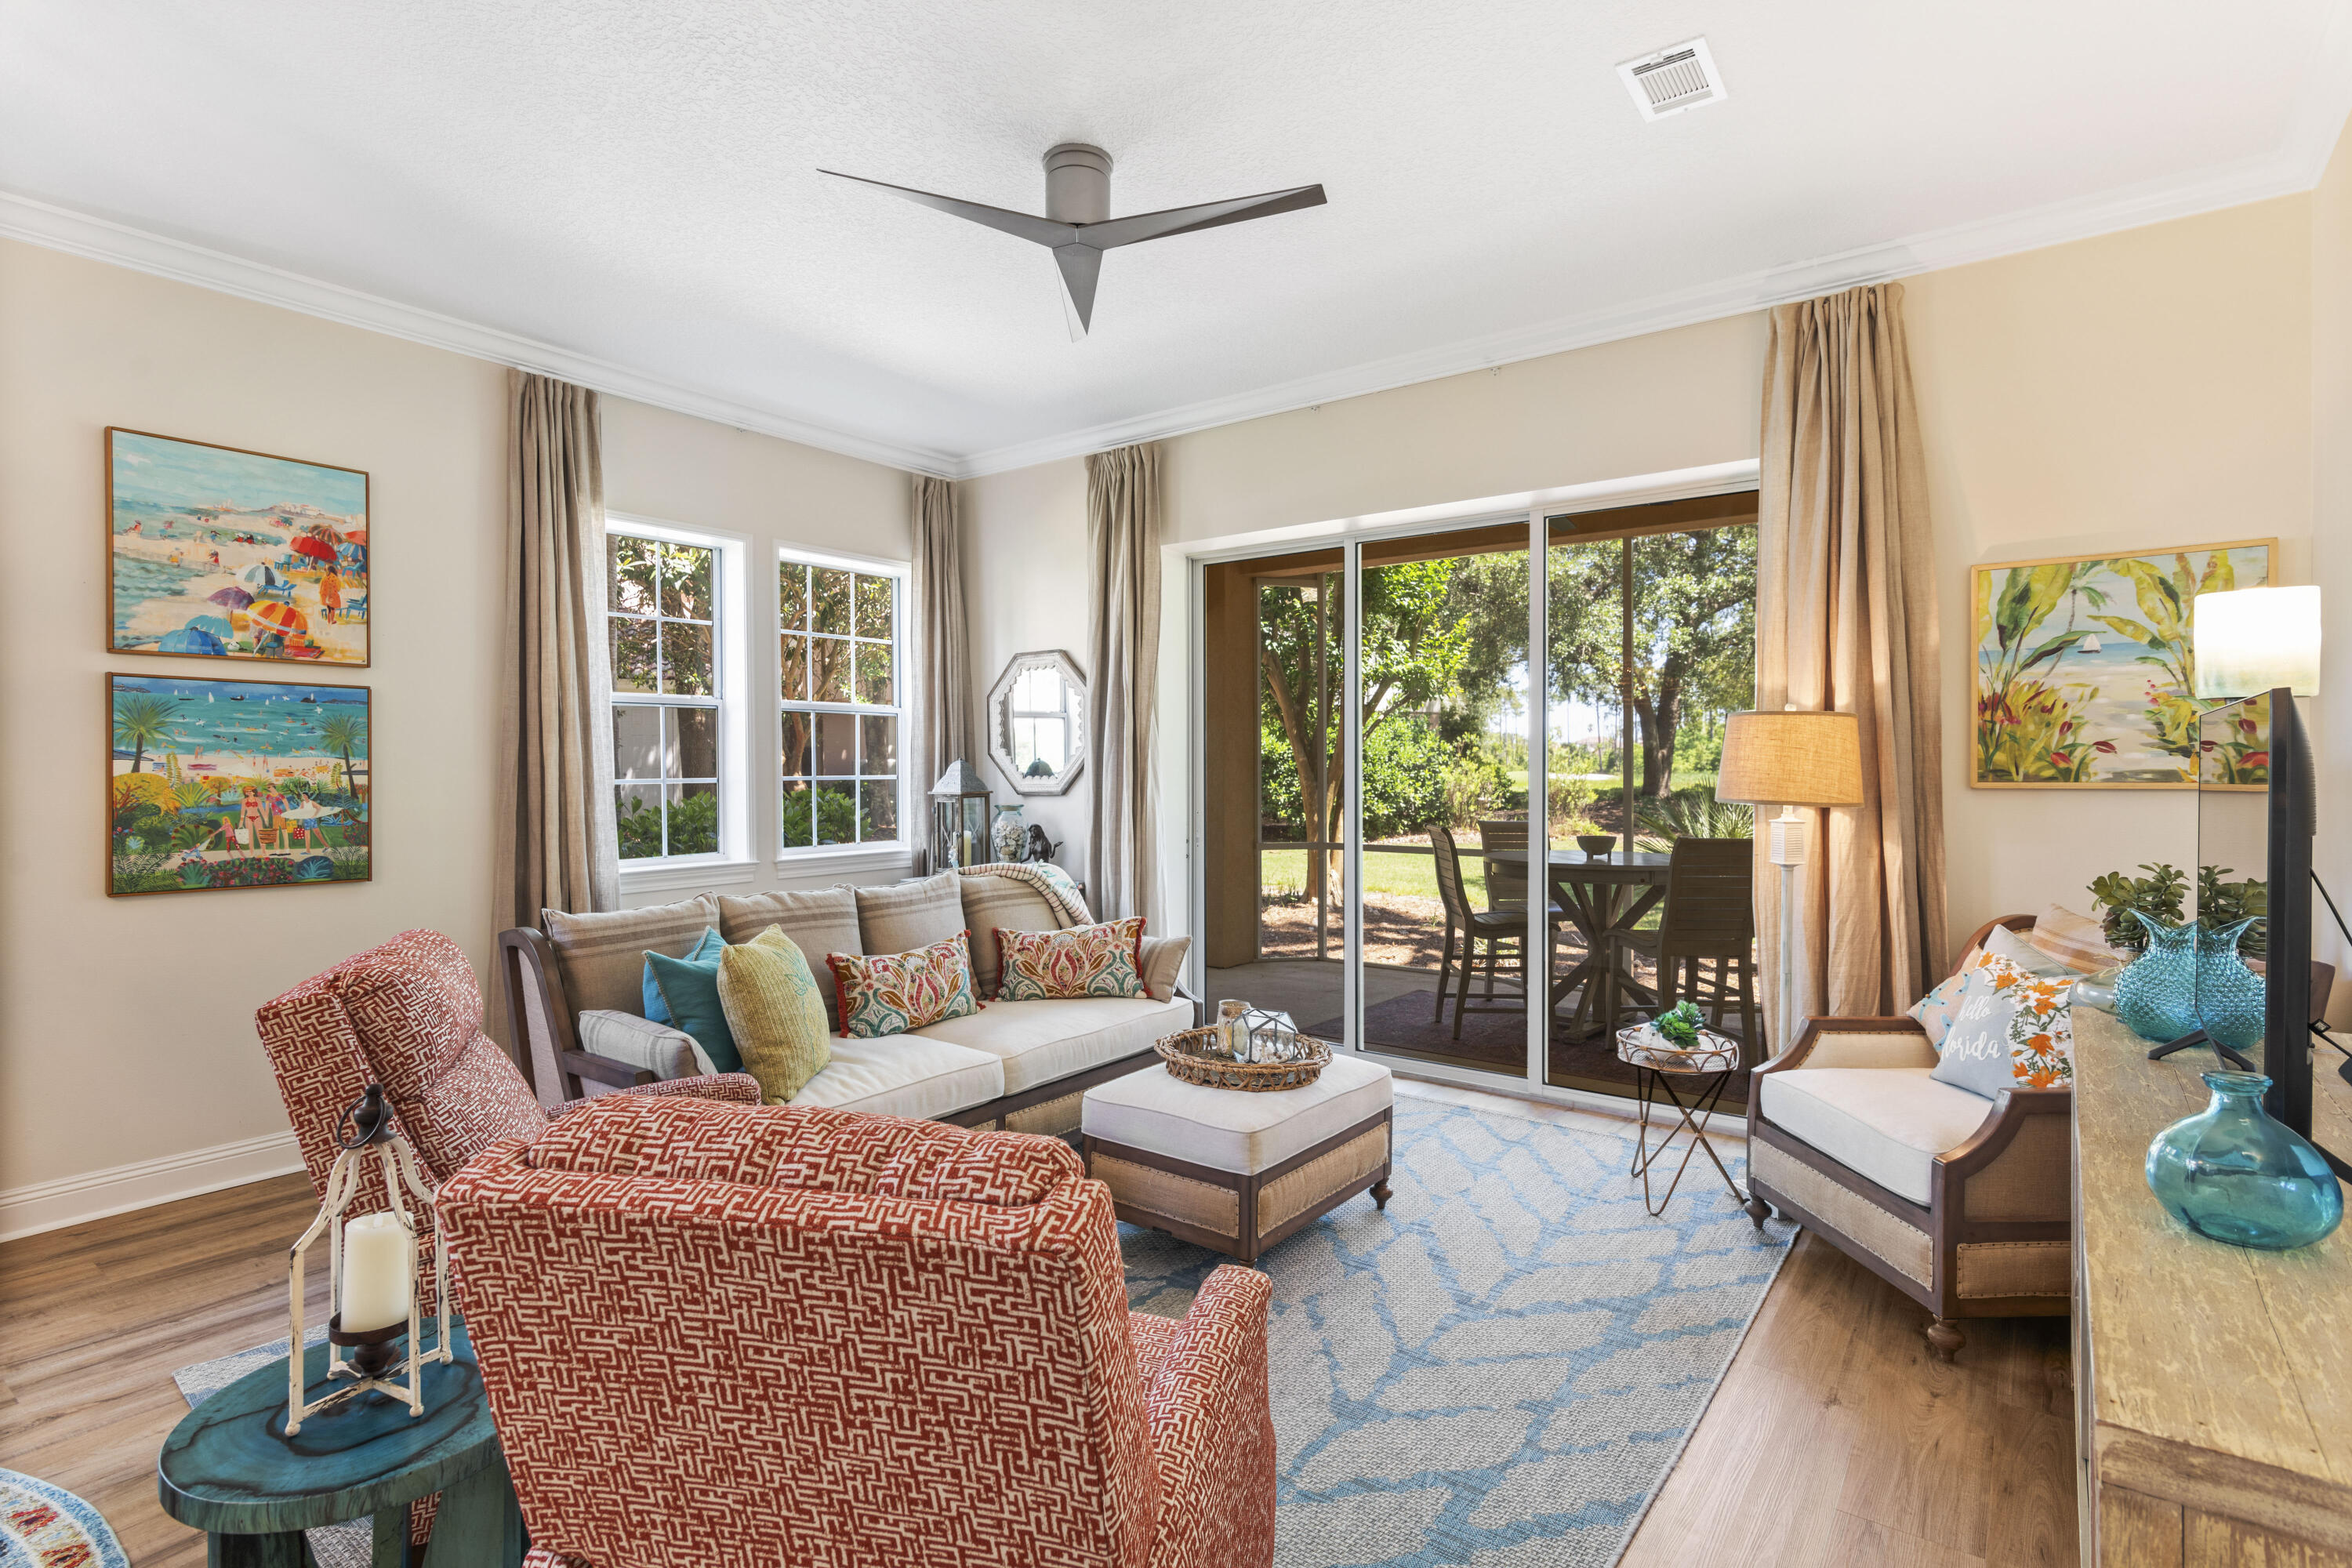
left=8, top=43, right=2350, bottom=488
left=959, top=141, right=2333, bottom=477
left=0, top=189, right=964, bottom=478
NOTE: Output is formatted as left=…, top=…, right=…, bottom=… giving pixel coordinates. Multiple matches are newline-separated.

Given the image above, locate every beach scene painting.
left=1972, top=538, right=2273, bottom=787
left=109, top=673, right=370, bottom=895
left=108, top=428, right=368, bottom=665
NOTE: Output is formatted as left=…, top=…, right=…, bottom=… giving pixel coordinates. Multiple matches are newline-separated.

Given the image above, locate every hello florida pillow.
left=828, top=931, right=982, bottom=1039
left=1929, top=953, right=2074, bottom=1100
left=995, top=917, right=1148, bottom=1001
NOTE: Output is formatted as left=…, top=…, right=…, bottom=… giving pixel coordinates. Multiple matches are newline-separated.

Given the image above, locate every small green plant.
left=1654, top=1000, right=1704, bottom=1048
left=1633, top=787, right=1754, bottom=851
left=2088, top=862, right=2189, bottom=951
left=2196, top=864, right=2269, bottom=960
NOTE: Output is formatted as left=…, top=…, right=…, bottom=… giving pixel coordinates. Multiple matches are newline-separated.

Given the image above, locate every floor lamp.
left=1717, top=710, right=1864, bottom=1055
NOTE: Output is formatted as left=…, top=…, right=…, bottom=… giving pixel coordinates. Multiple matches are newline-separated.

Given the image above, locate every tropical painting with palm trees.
left=108, top=428, right=368, bottom=665
left=108, top=673, right=370, bottom=895
left=1972, top=539, right=2271, bottom=786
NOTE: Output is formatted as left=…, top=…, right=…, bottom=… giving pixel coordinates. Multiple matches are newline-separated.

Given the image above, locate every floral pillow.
left=828, top=932, right=982, bottom=1039
left=1929, top=954, right=2074, bottom=1099
left=996, top=917, right=1148, bottom=1000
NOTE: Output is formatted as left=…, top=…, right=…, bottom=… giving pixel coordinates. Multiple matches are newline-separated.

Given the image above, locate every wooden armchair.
left=1742, top=914, right=2071, bottom=1362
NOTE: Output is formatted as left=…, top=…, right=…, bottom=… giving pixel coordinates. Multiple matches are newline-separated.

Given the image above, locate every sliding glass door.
left=1196, top=494, right=1757, bottom=1108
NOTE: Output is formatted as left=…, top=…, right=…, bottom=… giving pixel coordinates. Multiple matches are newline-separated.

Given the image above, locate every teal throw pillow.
left=643, top=927, right=725, bottom=1024
left=644, top=942, right=742, bottom=1073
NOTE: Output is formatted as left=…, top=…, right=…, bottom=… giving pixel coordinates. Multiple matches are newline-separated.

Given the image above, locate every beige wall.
left=962, top=195, right=2321, bottom=962
left=0, top=241, right=911, bottom=1223
left=2311, top=118, right=2352, bottom=993
left=0, top=238, right=508, bottom=1204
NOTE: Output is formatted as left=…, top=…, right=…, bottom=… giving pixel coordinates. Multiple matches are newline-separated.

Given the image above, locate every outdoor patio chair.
left=1431, top=823, right=1537, bottom=1040
left=1606, top=837, right=1759, bottom=1057
left=1476, top=818, right=1567, bottom=1001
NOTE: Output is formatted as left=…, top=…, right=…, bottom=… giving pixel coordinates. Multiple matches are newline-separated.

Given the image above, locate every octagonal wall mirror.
left=988, top=649, right=1087, bottom=796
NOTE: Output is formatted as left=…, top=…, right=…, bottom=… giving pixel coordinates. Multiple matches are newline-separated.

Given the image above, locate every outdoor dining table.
left=1479, top=848, right=1672, bottom=1039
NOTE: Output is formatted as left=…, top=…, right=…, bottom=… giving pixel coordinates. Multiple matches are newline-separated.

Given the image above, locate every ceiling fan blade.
left=1053, top=244, right=1102, bottom=339
left=817, top=169, right=1074, bottom=249
left=1076, top=183, right=1327, bottom=250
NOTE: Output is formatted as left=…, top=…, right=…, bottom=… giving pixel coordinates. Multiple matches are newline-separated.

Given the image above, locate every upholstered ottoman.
left=1080, top=1053, right=1393, bottom=1262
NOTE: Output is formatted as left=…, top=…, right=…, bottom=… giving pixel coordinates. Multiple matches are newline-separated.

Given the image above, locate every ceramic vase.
left=2194, top=916, right=2267, bottom=1058
left=2114, top=910, right=2199, bottom=1044
left=2144, top=1070, right=2343, bottom=1250
left=992, top=804, right=1027, bottom=863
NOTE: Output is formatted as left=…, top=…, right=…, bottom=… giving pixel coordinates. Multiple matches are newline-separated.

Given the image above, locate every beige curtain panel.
left=1755, top=282, right=1948, bottom=1042
left=911, top=474, right=973, bottom=871
left=1084, top=443, right=1163, bottom=921
left=495, top=372, right=618, bottom=1087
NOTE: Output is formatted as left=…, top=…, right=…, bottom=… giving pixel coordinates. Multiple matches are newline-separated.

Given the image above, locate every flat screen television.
left=2194, top=690, right=2349, bottom=1179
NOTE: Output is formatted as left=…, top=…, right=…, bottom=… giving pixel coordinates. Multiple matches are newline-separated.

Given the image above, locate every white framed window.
left=778, top=547, right=906, bottom=855
left=608, top=517, right=749, bottom=869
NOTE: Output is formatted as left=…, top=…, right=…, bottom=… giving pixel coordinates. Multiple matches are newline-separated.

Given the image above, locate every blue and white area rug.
left=1123, top=1094, right=1795, bottom=1568
left=0, top=1468, right=129, bottom=1568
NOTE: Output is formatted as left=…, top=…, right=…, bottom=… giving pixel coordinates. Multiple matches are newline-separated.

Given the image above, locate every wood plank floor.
left=0, top=1146, right=2074, bottom=1566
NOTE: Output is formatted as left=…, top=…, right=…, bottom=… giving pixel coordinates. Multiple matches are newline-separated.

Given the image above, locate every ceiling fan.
left=819, top=143, right=1326, bottom=339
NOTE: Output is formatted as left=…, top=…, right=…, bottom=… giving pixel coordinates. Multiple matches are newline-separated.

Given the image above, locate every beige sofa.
left=498, top=870, right=1195, bottom=1139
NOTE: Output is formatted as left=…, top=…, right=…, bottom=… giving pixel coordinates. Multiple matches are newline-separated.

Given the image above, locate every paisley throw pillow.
left=996, top=917, right=1148, bottom=1000
left=828, top=932, right=982, bottom=1038
left=1929, top=953, right=2074, bottom=1099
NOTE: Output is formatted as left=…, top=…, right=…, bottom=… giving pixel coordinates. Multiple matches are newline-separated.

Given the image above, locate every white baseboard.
left=0, top=1131, right=304, bottom=1243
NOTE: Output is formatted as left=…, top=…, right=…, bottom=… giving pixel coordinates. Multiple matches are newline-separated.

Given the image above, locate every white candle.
left=340, top=1211, right=412, bottom=1334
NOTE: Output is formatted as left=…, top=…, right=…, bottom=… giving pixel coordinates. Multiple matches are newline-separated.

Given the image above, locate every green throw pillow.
left=716, top=926, right=833, bottom=1102
left=644, top=943, right=742, bottom=1074
left=643, top=926, right=725, bottom=1024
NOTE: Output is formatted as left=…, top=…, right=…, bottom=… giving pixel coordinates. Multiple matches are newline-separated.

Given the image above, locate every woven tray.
left=1155, top=1025, right=1334, bottom=1091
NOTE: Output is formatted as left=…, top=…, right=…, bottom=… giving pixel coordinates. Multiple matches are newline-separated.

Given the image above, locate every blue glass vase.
left=2194, top=916, right=2267, bottom=1058
left=2114, top=911, right=2198, bottom=1044
left=2144, top=1071, right=2343, bottom=1250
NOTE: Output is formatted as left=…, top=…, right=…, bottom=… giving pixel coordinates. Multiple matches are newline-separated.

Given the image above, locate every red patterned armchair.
left=438, top=1094, right=1276, bottom=1568
left=255, top=928, right=760, bottom=1212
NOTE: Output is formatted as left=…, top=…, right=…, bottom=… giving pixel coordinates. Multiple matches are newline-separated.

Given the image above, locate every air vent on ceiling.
left=1617, top=38, right=1727, bottom=121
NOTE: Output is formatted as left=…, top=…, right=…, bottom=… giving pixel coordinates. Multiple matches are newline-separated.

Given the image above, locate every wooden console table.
left=2073, top=1007, right=2352, bottom=1565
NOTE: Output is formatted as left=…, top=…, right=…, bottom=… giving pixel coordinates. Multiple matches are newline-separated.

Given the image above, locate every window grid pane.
left=780, top=556, right=902, bottom=853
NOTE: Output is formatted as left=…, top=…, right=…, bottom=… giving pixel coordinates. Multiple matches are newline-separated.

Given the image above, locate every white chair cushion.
left=1759, top=1067, right=1995, bottom=1207
left=913, top=995, right=1192, bottom=1095
left=792, top=1034, right=1004, bottom=1120
left=1081, top=1052, right=1393, bottom=1175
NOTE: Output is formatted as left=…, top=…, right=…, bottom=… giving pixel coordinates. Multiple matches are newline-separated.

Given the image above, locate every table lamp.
left=2192, top=585, right=2321, bottom=699
left=1717, top=709, right=1864, bottom=1053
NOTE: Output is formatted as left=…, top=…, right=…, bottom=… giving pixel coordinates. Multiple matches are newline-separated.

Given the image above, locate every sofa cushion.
left=1080, top=1051, right=1393, bottom=1174
left=1759, top=1067, right=1994, bottom=1207
left=856, top=871, right=965, bottom=956
left=541, top=895, right=719, bottom=1018
left=996, top=918, right=1148, bottom=1001
left=578, top=1009, right=713, bottom=1078
left=717, top=927, right=832, bottom=1103
left=716, top=888, right=862, bottom=1030
left=960, top=875, right=1068, bottom=994
left=793, top=1034, right=1006, bottom=1120
left=1138, top=935, right=1190, bottom=1003
left=913, top=994, right=1191, bottom=1096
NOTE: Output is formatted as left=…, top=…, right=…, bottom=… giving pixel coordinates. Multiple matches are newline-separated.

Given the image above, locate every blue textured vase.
left=2194, top=916, right=2267, bottom=1058
left=2145, top=1071, right=2344, bottom=1250
left=2114, top=911, right=2199, bottom=1044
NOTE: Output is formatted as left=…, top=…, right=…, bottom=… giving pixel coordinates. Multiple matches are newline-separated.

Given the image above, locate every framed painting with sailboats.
left=1970, top=537, right=2274, bottom=788
left=107, top=427, right=370, bottom=666
left=107, top=673, right=371, bottom=895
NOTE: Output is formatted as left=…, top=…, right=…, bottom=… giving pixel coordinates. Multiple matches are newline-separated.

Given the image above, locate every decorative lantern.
left=1217, top=1000, right=1304, bottom=1064
left=285, top=1085, right=450, bottom=1436
left=929, top=760, right=992, bottom=870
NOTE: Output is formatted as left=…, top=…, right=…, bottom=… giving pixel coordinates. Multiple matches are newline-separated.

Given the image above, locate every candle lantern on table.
left=285, top=1083, right=450, bottom=1435
left=928, top=760, right=992, bottom=870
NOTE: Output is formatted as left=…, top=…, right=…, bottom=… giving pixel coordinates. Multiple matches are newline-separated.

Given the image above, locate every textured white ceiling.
left=5, top=2, right=2349, bottom=474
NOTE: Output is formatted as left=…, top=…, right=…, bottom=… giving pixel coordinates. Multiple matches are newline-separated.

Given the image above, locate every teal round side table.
left=158, top=1318, right=523, bottom=1568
